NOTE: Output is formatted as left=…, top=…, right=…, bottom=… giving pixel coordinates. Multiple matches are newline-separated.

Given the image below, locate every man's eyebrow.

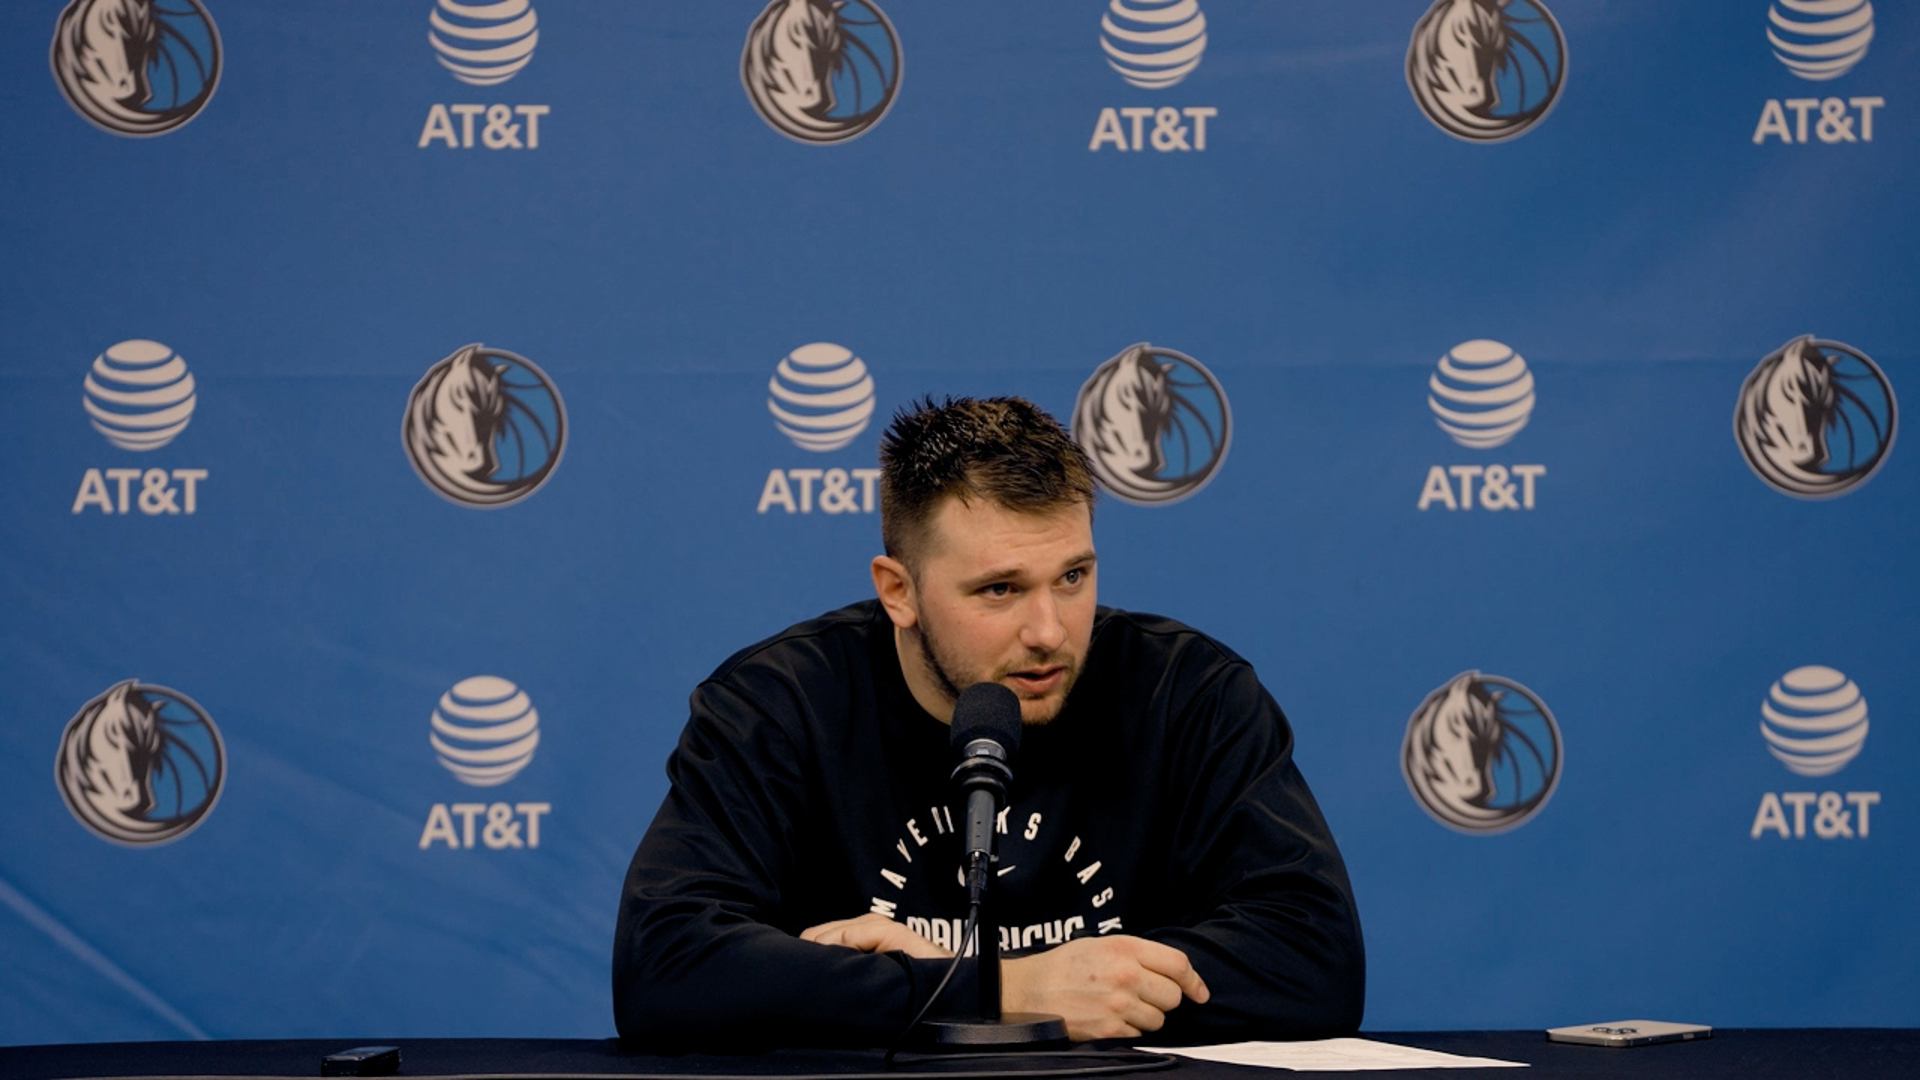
left=959, top=551, right=1097, bottom=590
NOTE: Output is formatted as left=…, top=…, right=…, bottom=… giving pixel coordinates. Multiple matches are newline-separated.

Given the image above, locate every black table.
left=3, top=1032, right=1915, bottom=1080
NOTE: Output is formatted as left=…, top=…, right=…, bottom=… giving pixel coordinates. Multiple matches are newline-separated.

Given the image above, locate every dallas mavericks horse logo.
left=1402, top=671, right=1560, bottom=833
left=1406, top=0, right=1565, bottom=142
left=1072, top=343, right=1231, bottom=506
left=1735, top=335, right=1896, bottom=498
left=742, top=0, right=901, bottom=144
left=51, top=0, right=221, bottom=136
left=403, top=344, right=567, bottom=508
left=56, top=680, right=225, bottom=845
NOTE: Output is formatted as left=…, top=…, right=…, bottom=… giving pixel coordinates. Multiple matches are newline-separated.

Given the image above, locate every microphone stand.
left=912, top=751, right=1068, bottom=1050
left=976, top=862, right=1001, bottom=1023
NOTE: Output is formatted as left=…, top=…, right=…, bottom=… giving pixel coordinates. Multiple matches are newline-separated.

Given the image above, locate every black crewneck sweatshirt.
left=613, top=601, right=1364, bottom=1049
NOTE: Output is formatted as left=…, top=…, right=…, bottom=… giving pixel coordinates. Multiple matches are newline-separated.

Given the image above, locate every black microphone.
left=950, top=682, right=1022, bottom=906
left=917, top=683, right=1065, bottom=1045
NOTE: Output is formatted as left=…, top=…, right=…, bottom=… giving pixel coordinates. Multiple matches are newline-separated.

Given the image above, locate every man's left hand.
left=800, top=913, right=952, bottom=959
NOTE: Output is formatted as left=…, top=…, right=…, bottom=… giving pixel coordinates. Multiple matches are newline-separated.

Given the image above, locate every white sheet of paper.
left=1135, top=1037, right=1529, bottom=1071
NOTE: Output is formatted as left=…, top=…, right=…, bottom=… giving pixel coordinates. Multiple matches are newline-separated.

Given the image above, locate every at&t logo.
left=1089, top=0, right=1217, bottom=154
left=1416, top=340, right=1545, bottom=512
left=430, top=675, right=540, bottom=785
left=1402, top=671, right=1561, bottom=833
left=403, top=343, right=567, bottom=508
left=1072, top=342, right=1230, bottom=506
left=1734, top=335, right=1895, bottom=498
left=1406, top=0, right=1566, bottom=143
left=1750, top=666, right=1879, bottom=840
left=419, top=676, right=551, bottom=851
left=419, top=0, right=550, bottom=150
left=1102, top=0, right=1205, bottom=88
left=71, top=340, right=210, bottom=516
left=1753, top=1, right=1883, bottom=145
left=757, top=342, right=882, bottom=515
left=431, top=0, right=538, bottom=84
left=52, top=0, right=221, bottom=136
left=742, top=0, right=901, bottom=145
left=56, top=680, right=225, bottom=845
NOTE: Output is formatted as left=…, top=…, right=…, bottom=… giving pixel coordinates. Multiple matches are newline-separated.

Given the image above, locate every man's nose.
left=1021, top=590, right=1067, bottom=655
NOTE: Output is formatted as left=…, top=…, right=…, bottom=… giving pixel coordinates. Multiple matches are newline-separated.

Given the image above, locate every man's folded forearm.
left=613, top=916, right=979, bottom=1048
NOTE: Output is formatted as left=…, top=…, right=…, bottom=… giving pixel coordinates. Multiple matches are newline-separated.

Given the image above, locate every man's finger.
left=1118, top=997, right=1168, bottom=1035
left=807, top=914, right=950, bottom=959
left=1176, top=964, right=1209, bottom=1004
left=837, top=924, right=891, bottom=952
left=1135, top=941, right=1209, bottom=1004
left=1134, top=969, right=1185, bottom=1014
left=799, top=917, right=857, bottom=944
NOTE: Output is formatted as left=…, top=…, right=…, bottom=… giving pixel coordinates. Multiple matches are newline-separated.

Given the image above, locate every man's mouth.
left=1005, top=666, right=1067, bottom=694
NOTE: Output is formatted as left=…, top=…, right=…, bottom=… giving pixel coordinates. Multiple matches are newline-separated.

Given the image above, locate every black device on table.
left=320, top=1045, right=400, bottom=1076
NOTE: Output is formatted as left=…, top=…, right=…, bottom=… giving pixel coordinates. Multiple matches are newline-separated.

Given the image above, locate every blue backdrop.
left=2, top=0, right=1913, bottom=1044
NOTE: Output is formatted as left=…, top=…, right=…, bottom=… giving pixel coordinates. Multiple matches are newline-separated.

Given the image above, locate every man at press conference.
left=612, top=397, right=1364, bottom=1048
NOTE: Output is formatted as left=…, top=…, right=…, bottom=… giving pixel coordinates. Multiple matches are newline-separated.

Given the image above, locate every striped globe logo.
left=82, top=340, right=197, bottom=451
left=430, top=676, right=540, bottom=787
left=430, top=0, right=540, bottom=86
left=1760, top=666, right=1869, bottom=777
left=1100, top=0, right=1207, bottom=89
left=767, top=342, right=876, bottom=452
left=1767, top=0, right=1873, bottom=81
left=1427, top=339, right=1535, bottom=449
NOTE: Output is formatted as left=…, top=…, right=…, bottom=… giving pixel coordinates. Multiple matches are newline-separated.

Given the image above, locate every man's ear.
left=871, top=555, right=918, bottom=629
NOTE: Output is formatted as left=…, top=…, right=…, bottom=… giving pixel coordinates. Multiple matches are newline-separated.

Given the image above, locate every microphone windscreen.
left=950, top=681, right=1023, bottom=755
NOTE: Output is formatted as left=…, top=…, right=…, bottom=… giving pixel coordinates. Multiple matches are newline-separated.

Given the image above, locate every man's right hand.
left=800, top=913, right=951, bottom=960
left=1001, top=935, right=1209, bottom=1039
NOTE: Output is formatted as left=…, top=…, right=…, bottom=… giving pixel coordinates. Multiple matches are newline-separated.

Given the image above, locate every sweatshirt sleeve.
left=611, top=678, right=972, bottom=1049
left=1141, top=660, right=1366, bottom=1041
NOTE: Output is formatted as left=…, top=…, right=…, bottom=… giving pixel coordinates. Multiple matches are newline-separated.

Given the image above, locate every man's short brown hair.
left=878, top=396, right=1095, bottom=568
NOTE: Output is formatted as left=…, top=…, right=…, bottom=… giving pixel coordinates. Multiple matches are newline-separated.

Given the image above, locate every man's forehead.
left=920, top=496, right=1093, bottom=570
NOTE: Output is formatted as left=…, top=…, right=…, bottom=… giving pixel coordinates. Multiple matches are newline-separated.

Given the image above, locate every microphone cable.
left=873, top=905, right=1177, bottom=1078
left=883, top=902, right=979, bottom=1065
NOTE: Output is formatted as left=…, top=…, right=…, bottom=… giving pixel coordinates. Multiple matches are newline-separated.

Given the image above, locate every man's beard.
left=915, top=618, right=1076, bottom=725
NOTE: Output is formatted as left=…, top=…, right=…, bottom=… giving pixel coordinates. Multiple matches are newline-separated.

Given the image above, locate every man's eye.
left=1062, top=568, right=1086, bottom=585
left=982, top=583, right=1013, bottom=597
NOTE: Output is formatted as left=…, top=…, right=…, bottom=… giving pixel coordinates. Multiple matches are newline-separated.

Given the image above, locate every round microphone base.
left=912, top=1013, right=1070, bottom=1050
